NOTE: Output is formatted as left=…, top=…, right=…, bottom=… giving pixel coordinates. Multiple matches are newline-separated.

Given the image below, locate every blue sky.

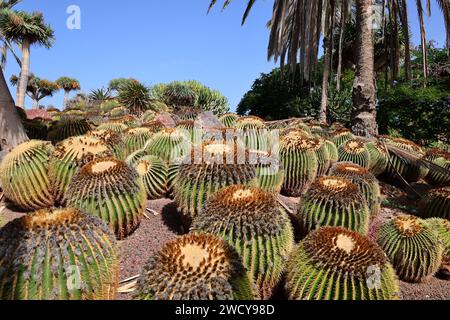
left=4, top=0, right=447, bottom=111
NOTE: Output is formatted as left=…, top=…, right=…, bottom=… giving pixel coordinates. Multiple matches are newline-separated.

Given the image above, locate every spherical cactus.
left=418, top=187, right=450, bottom=221
left=123, top=127, right=154, bottom=156
left=128, top=155, right=168, bottom=200
left=250, top=150, right=285, bottom=194
left=324, top=139, right=339, bottom=163
left=87, top=129, right=127, bottom=160
left=285, top=227, right=400, bottom=300
left=110, top=115, right=139, bottom=128
left=311, top=137, right=331, bottom=176
left=141, top=110, right=156, bottom=123
left=0, top=208, right=119, bottom=300
left=97, top=122, right=128, bottom=133
left=426, top=218, right=450, bottom=279
left=23, top=119, right=50, bottom=140
left=331, top=128, right=355, bottom=148
left=308, top=122, right=329, bottom=138
left=49, top=136, right=113, bottom=204
left=109, top=106, right=128, bottom=118
left=173, top=142, right=256, bottom=226
left=286, top=122, right=313, bottom=136
left=424, top=149, right=450, bottom=187
left=0, top=140, right=54, bottom=211
left=47, top=119, right=92, bottom=144
left=338, top=139, right=371, bottom=168
left=192, top=185, right=294, bottom=299
left=377, top=215, right=444, bottom=283
left=141, top=120, right=165, bottom=134
left=176, top=120, right=202, bottom=145
left=135, top=234, right=255, bottom=300
left=280, top=130, right=319, bottom=197
left=297, top=176, right=370, bottom=236
left=66, top=158, right=146, bottom=239
left=384, top=138, right=429, bottom=183
left=219, top=113, right=239, bottom=127
left=144, top=128, right=191, bottom=164
left=235, top=116, right=270, bottom=152
left=330, top=162, right=381, bottom=217
left=366, top=141, right=389, bottom=176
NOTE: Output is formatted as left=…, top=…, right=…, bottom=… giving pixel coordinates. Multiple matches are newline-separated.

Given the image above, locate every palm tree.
left=11, top=74, right=59, bottom=109
left=0, top=0, right=21, bottom=70
left=0, top=10, right=54, bottom=108
left=56, top=77, right=81, bottom=109
left=118, top=80, right=153, bottom=116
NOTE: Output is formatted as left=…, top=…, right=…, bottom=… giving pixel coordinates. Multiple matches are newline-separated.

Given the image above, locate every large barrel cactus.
left=418, top=187, right=450, bottom=221
left=173, top=142, right=256, bottom=226
left=87, top=129, right=127, bottom=160
left=66, top=157, right=146, bottom=239
left=377, top=215, right=444, bottom=283
left=192, top=185, right=294, bottom=299
left=235, top=116, right=270, bottom=152
left=123, top=127, right=154, bottom=156
left=366, top=141, right=389, bottom=176
left=144, top=128, right=191, bottom=164
left=331, top=128, right=354, bottom=148
left=97, top=122, right=128, bottom=133
left=219, top=112, right=240, bottom=127
left=249, top=150, right=284, bottom=194
left=109, top=115, right=138, bottom=128
left=285, top=227, right=400, bottom=300
left=47, top=119, right=92, bottom=143
left=324, top=139, right=339, bottom=164
left=0, top=140, right=54, bottom=210
left=312, top=137, right=331, bottom=176
left=0, top=208, right=119, bottom=300
left=338, top=139, right=371, bottom=168
left=427, top=218, right=450, bottom=280
left=297, top=176, right=370, bottom=236
left=49, top=136, right=113, bottom=204
left=330, top=162, right=381, bottom=217
left=424, top=149, right=450, bottom=186
left=135, top=234, right=255, bottom=300
left=280, top=130, right=319, bottom=197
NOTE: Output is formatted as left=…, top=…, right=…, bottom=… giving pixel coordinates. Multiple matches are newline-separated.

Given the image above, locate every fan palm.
left=11, top=74, right=59, bottom=109
left=56, top=77, right=80, bottom=109
left=0, top=10, right=54, bottom=108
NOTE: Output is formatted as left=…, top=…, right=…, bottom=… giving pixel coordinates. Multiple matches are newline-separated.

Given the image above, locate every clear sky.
left=4, top=0, right=447, bottom=111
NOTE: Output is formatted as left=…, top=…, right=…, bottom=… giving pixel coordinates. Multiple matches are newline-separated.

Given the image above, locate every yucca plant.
left=285, top=227, right=400, bottom=300
left=192, top=185, right=294, bottom=300
left=135, top=234, right=254, bottom=300
left=118, top=80, right=153, bottom=116
left=377, top=215, right=444, bottom=283
left=0, top=140, right=54, bottom=210
left=0, top=207, right=119, bottom=300
left=163, top=82, right=198, bottom=108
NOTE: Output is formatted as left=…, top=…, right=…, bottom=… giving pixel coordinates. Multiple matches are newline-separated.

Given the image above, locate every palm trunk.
left=416, top=0, right=428, bottom=86
left=399, top=0, right=412, bottom=80
left=319, top=36, right=331, bottom=124
left=336, top=0, right=348, bottom=91
left=0, top=67, right=28, bottom=156
left=1, top=42, right=7, bottom=71
left=63, top=90, right=69, bottom=109
left=32, top=98, right=39, bottom=109
left=352, top=0, right=378, bottom=137
left=17, top=39, right=31, bottom=109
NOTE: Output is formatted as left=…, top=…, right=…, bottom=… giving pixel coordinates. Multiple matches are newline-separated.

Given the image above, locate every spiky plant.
left=324, top=139, right=339, bottom=164
left=144, top=128, right=191, bottom=164
left=331, top=128, right=355, bottom=148
left=338, top=139, right=371, bottom=168
left=109, top=115, right=139, bottom=128
left=174, top=106, right=201, bottom=121
left=366, top=141, right=389, bottom=177
left=176, top=120, right=202, bottom=145
left=97, top=122, right=128, bottom=133
left=279, top=130, right=319, bottom=197
left=384, top=138, right=429, bottom=183
left=23, top=118, right=50, bottom=140
left=140, top=109, right=156, bottom=123
left=424, top=149, right=450, bottom=187
left=418, top=187, right=450, bottom=221
left=135, top=234, right=254, bottom=300
left=123, top=127, right=154, bottom=156
left=192, top=185, right=294, bottom=299
left=141, top=120, right=165, bottom=134
left=285, top=227, right=400, bottom=300
left=173, top=142, right=256, bottom=226
left=377, top=215, right=444, bottom=283
left=128, top=155, right=168, bottom=200
left=163, top=82, right=198, bottom=108
left=297, top=176, right=370, bottom=236
left=0, top=208, right=119, bottom=300
left=48, top=136, right=112, bottom=204
left=308, top=122, right=329, bottom=138
left=219, top=113, right=240, bottom=127
left=108, top=106, right=127, bottom=118
left=249, top=150, right=285, bottom=194
left=235, top=116, right=270, bottom=152
left=311, top=137, right=331, bottom=176
left=330, top=162, right=381, bottom=217
left=427, top=218, right=450, bottom=280
left=118, top=80, right=152, bottom=116
left=87, top=129, right=127, bottom=160
left=285, top=122, right=313, bottom=136
left=0, top=140, right=54, bottom=210
left=66, top=158, right=146, bottom=239
left=47, top=119, right=92, bottom=143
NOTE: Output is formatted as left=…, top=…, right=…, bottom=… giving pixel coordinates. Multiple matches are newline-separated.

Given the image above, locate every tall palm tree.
left=0, top=0, right=21, bottom=70
left=0, top=10, right=54, bottom=108
left=56, top=77, right=80, bottom=109
left=11, top=74, right=59, bottom=109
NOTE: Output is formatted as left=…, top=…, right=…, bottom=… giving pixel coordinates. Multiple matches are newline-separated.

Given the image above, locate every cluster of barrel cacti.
left=1, top=110, right=449, bottom=301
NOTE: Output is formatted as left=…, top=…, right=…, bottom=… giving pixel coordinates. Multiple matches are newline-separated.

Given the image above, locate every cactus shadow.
left=161, top=202, right=186, bottom=235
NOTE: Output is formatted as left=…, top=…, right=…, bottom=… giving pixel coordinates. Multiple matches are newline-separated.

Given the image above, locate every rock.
left=155, top=112, right=176, bottom=128
left=194, top=111, right=224, bottom=130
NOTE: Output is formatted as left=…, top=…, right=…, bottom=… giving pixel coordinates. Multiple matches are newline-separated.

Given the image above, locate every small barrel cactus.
left=0, top=208, right=119, bottom=300
left=176, top=120, right=202, bottom=145
left=97, top=122, right=128, bottom=133
left=377, top=215, right=444, bottom=283
left=418, top=187, right=450, bottom=221
left=235, top=116, right=271, bottom=152
left=280, top=130, right=319, bottom=197
left=49, top=136, right=113, bottom=204
left=330, top=162, right=381, bottom=217
left=109, top=106, right=128, bottom=118
left=249, top=150, right=285, bottom=194
left=424, top=149, right=450, bottom=187
left=110, top=115, right=139, bottom=128
left=285, top=227, right=400, bottom=300
left=297, top=176, right=370, bottom=236
left=144, top=128, right=191, bottom=164
left=123, top=127, right=154, bottom=156
left=427, top=218, right=450, bottom=279
left=192, top=185, right=294, bottom=299
left=141, top=120, right=165, bottom=134
left=0, top=140, right=54, bottom=211
left=366, top=141, right=389, bottom=176
left=308, top=122, right=329, bottom=138
left=338, top=139, right=371, bottom=168
left=312, top=137, right=331, bottom=176
left=173, top=142, right=256, bottom=226
left=135, top=234, right=255, bottom=300
left=87, top=129, right=127, bottom=160
left=141, top=109, right=156, bottom=123
left=324, top=139, right=339, bottom=164
left=128, top=155, right=168, bottom=200
left=331, top=128, right=355, bottom=148
left=47, top=119, right=92, bottom=144
left=219, top=112, right=240, bottom=127
left=66, top=157, right=146, bottom=239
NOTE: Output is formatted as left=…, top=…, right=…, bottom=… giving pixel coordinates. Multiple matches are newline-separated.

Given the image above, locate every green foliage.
left=118, top=80, right=153, bottom=115
left=162, top=82, right=197, bottom=107
left=89, top=87, right=112, bottom=104
left=109, top=78, right=136, bottom=92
